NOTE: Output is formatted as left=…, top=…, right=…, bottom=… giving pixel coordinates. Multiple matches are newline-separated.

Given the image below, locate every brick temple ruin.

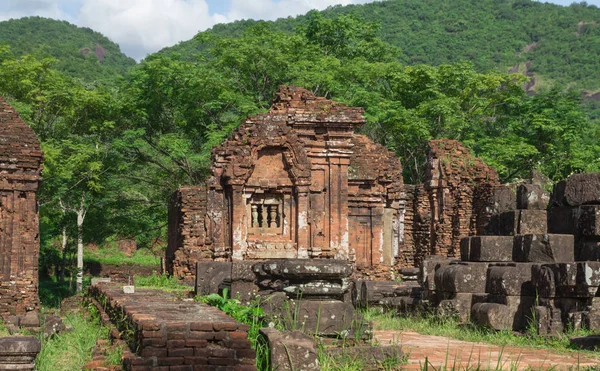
left=167, top=86, right=499, bottom=282
left=168, top=86, right=406, bottom=281
left=167, top=85, right=600, bottom=340
left=0, top=98, right=43, bottom=319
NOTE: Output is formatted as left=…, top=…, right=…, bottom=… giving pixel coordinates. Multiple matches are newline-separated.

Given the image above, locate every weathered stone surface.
left=533, top=262, right=600, bottom=298
left=195, top=261, right=231, bottom=296
left=358, top=281, right=421, bottom=308
left=259, top=328, right=319, bottom=371
left=419, top=257, right=454, bottom=291
left=516, top=184, right=549, bottom=210
left=548, top=207, right=580, bottom=235
left=486, top=263, right=537, bottom=296
left=463, top=236, right=513, bottom=262
left=570, top=336, right=600, bottom=351
left=269, top=299, right=360, bottom=337
left=471, top=303, right=512, bottom=330
left=513, top=234, right=574, bottom=262
left=435, top=262, right=489, bottom=293
left=496, top=210, right=547, bottom=236
left=579, top=205, right=600, bottom=236
left=564, top=173, right=600, bottom=206
left=488, top=185, right=516, bottom=214
left=480, top=295, right=536, bottom=330
left=257, top=259, right=352, bottom=280
left=578, top=239, right=600, bottom=261
left=0, top=336, right=40, bottom=371
left=437, top=292, right=478, bottom=322
left=43, top=315, right=66, bottom=338
left=0, top=98, right=43, bottom=319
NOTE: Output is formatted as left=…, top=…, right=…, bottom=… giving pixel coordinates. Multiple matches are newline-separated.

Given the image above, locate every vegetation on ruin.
left=36, top=311, right=116, bottom=371
left=0, top=2, right=598, bottom=288
left=0, top=17, right=135, bottom=83
left=367, top=310, right=599, bottom=357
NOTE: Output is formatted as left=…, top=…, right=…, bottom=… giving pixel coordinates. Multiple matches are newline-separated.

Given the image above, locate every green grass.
left=36, top=312, right=110, bottom=371
left=85, top=247, right=160, bottom=267
left=134, top=273, right=189, bottom=292
left=366, top=310, right=598, bottom=357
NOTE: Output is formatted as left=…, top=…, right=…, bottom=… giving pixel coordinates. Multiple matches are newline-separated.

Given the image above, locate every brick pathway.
left=375, top=330, right=600, bottom=370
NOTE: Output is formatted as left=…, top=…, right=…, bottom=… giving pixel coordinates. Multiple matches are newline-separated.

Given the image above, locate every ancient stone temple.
left=0, top=98, right=43, bottom=318
left=168, top=86, right=403, bottom=281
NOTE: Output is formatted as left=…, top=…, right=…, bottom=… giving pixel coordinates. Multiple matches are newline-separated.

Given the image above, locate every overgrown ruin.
left=0, top=98, right=43, bottom=319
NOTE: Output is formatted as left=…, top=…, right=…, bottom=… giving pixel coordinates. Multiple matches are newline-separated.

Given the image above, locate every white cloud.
left=225, top=0, right=373, bottom=21
left=77, top=0, right=226, bottom=61
left=0, top=0, right=71, bottom=22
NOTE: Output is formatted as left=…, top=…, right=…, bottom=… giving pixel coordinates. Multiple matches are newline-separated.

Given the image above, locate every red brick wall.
left=0, top=98, right=43, bottom=318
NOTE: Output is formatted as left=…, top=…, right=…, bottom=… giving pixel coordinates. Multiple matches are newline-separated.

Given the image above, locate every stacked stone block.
left=89, top=285, right=256, bottom=371
left=253, top=259, right=366, bottom=338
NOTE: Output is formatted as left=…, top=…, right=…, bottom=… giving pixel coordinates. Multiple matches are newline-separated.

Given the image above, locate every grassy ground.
left=36, top=311, right=112, bottom=371
left=85, top=247, right=160, bottom=267
left=134, top=273, right=190, bottom=292
left=366, top=310, right=599, bottom=357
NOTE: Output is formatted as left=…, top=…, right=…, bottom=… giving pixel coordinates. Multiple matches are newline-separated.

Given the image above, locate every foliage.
left=85, top=247, right=160, bottom=267
left=133, top=273, right=187, bottom=291
left=0, top=6, right=597, bottom=278
left=0, top=16, right=135, bottom=83
left=199, top=290, right=266, bottom=349
left=36, top=313, right=110, bottom=371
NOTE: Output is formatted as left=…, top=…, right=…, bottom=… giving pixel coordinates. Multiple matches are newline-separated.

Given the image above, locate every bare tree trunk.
left=60, top=225, right=67, bottom=283
left=76, top=192, right=87, bottom=294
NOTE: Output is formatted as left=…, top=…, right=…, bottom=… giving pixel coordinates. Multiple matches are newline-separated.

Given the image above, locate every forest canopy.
left=0, top=2, right=598, bottom=282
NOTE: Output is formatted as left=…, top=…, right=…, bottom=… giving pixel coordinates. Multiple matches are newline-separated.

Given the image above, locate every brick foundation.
left=88, top=284, right=256, bottom=370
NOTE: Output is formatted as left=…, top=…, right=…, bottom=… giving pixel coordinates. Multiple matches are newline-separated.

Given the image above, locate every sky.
left=0, top=0, right=598, bottom=61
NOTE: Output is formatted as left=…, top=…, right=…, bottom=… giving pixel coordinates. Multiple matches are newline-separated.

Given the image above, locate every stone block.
left=471, top=303, right=512, bottom=330
left=578, top=238, right=600, bottom=261
left=533, top=262, right=600, bottom=298
left=488, top=185, right=516, bottom=214
left=465, top=236, right=513, bottom=262
left=20, top=312, right=40, bottom=328
left=437, top=292, right=477, bottom=323
left=123, top=285, right=135, bottom=294
left=195, top=261, right=232, bottom=296
left=419, top=256, right=454, bottom=291
left=231, top=261, right=258, bottom=282
left=273, top=299, right=360, bottom=337
left=513, top=234, right=574, bottom=262
left=497, top=210, right=547, bottom=236
left=486, top=263, right=536, bottom=296
left=479, top=295, right=536, bottom=330
left=358, top=281, right=421, bottom=308
left=259, top=328, right=319, bottom=371
left=579, top=205, right=600, bottom=236
left=256, top=259, right=352, bottom=279
left=564, top=173, right=600, bottom=206
left=459, top=237, right=471, bottom=261
left=517, top=184, right=549, bottom=210
left=548, top=206, right=580, bottom=235
left=435, top=262, right=489, bottom=293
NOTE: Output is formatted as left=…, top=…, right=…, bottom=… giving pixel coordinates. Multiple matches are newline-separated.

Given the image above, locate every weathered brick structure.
left=168, top=86, right=404, bottom=280
left=0, top=98, right=43, bottom=318
left=400, top=140, right=499, bottom=266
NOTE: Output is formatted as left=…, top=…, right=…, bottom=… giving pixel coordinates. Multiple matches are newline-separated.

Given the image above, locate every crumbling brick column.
left=0, top=98, right=43, bottom=318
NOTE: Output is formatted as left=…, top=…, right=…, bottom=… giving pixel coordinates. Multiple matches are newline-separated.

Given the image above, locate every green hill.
left=0, top=17, right=136, bottom=83
left=160, top=0, right=600, bottom=95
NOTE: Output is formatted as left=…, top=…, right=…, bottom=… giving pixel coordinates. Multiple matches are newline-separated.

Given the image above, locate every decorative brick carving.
left=0, top=98, right=43, bottom=319
left=168, top=86, right=403, bottom=280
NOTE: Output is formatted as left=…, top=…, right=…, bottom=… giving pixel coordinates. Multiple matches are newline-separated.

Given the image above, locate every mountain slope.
left=160, top=0, right=600, bottom=94
left=0, top=17, right=136, bottom=82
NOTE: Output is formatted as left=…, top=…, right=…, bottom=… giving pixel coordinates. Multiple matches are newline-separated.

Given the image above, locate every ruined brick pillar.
left=0, top=98, right=43, bottom=318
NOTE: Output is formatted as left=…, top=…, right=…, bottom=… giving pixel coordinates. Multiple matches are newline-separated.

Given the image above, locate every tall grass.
left=134, top=273, right=188, bottom=291
left=36, top=313, right=109, bottom=371
left=366, top=310, right=597, bottom=355
left=85, top=247, right=160, bottom=267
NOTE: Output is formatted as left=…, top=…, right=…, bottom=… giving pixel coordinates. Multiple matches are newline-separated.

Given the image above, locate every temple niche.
left=167, top=86, right=404, bottom=281
left=0, top=98, right=43, bottom=318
